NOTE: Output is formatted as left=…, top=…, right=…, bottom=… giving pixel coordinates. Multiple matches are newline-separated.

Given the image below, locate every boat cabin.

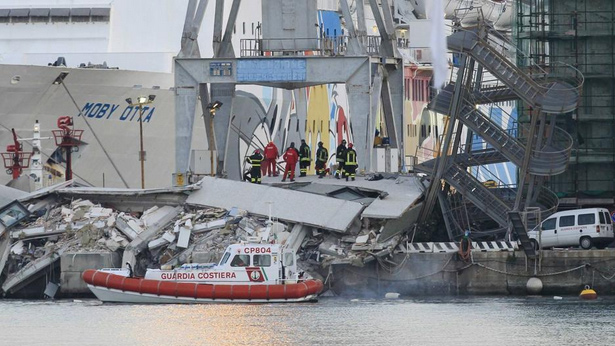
left=144, top=242, right=300, bottom=285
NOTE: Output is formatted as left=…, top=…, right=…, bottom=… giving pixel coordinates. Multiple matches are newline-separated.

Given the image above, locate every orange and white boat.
left=83, top=223, right=323, bottom=303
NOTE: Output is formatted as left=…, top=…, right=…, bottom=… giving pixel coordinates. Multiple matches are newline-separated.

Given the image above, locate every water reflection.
left=2, top=297, right=615, bottom=345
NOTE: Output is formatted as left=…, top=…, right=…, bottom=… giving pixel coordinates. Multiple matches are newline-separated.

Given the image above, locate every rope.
left=368, top=254, right=455, bottom=281
left=473, top=262, right=588, bottom=278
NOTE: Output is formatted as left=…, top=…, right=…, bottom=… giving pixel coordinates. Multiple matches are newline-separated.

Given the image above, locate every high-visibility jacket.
left=316, top=147, right=328, bottom=162
left=248, top=153, right=263, bottom=167
left=336, top=144, right=346, bottom=163
left=299, top=143, right=311, bottom=162
left=345, top=148, right=357, bottom=166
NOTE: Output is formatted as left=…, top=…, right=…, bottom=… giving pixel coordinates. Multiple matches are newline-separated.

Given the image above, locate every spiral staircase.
left=416, top=22, right=583, bottom=257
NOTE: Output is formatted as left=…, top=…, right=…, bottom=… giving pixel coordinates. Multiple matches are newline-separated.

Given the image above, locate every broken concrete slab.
left=0, top=185, right=28, bottom=209
left=193, top=219, right=226, bottom=233
left=283, top=224, right=309, bottom=254
left=10, top=226, right=65, bottom=240
left=2, top=242, right=71, bottom=294
left=122, top=206, right=182, bottom=269
left=177, top=227, right=191, bottom=248
left=0, top=234, right=10, bottom=278
left=187, top=177, right=365, bottom=233
left=378, top=202, right=423, bottom=242
left=115, top=217, right=140, bottom=240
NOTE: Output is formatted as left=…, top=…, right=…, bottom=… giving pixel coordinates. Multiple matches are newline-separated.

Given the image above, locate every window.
left=542, top=218, right=556, bottom=230
left=579, top=213, right=595, bottom=226
left=0, top=201, right=29, bottom=228
left=598, top=212, right=606, bottom=225
left=253, top=255, right=271, bottom=267
left=604, top=212, right=612, bottom=225
left=219, top=252, right=231, bottom=265
left=559, top=215, right=575, bottom=227
left=230, top=254, right=250, bottom=267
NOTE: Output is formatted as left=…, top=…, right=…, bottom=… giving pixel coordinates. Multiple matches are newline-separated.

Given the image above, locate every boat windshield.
left=219, top=252, right=231, bottom=266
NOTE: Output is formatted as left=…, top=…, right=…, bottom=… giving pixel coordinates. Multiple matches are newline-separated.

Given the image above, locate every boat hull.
left=82, top=269, right=323, bottom=304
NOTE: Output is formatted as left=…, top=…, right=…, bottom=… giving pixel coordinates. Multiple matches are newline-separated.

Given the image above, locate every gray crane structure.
left=174, top=0, right=405, bottom=182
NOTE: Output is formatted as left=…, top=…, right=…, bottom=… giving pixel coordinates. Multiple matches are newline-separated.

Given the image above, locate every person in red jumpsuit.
left=282, top=142, right=298, bottom=182
left=263, top=141, right=279, bottom=177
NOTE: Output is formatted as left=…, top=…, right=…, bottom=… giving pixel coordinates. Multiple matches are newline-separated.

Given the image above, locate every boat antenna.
left=266, top=201, right=273, bottom=224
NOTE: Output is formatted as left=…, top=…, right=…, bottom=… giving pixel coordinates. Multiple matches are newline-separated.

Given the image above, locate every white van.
left=528, top=208, right=614, bottom=250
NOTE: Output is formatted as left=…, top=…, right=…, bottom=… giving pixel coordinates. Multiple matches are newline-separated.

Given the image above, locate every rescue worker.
left=263, top=141, right=279, bottom=177
left=335, top=139, right=347, bottom=179
left=246, top=149, right=263, bottom=184
left=315, top=141, right=328, bottom=178
left=299, top=139, right=311, bottom=177
left=282, top=142, right=298, bottom=182
left=344, top=143, right=357, bottom=181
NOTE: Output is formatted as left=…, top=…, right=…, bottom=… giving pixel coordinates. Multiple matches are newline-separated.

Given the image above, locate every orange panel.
left=232, top=285, right=251, bottom=300
left=158, top=281, right=178, bottom=296
left=91, top=271, right=109, bottom=287
left=140, top=280, right=161, bottom=295
left=196, top=284, right=215, bottom=299
left=214, top=285, right=233, bottom=299
left=267, top=285, right=286, bottom=300
left=81, top=270, right=95, bottom=284
left=122, top=278, right=141, bottom=292
left=106, top=274, right=126, bottom=291
left=175, top=283, right=197, bottom=298
left=249, top=285, right=268, bottom=300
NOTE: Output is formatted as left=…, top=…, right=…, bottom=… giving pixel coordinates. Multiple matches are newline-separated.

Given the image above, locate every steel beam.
left=179, top=0, right=208, bottom=58
left=346, top=60, right=372, bottom=173
left=418, top=55, right=469, bottom=224
left=339, top=0, right=364, bottom=55
left=175, top=56, right=370, bottom=86
left=174, top=62, right=199, bottom=177
left=212, top=0, right=224, bottom=55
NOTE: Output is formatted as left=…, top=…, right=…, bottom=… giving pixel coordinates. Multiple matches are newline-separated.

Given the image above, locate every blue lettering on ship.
left=77, top=102, right=155, bottom=122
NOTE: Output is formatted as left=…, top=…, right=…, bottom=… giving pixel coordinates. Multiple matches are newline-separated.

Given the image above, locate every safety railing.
left=434, top=86, right=573, bottom=174
left=240, top=37, right=348, bottom=57
left=447, top=25, right=584, bottom=108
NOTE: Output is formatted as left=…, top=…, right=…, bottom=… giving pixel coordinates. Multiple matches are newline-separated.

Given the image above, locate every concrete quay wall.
left=60, top=252, right=121, bottom=295
left=334, top=249, right=615, bottom=297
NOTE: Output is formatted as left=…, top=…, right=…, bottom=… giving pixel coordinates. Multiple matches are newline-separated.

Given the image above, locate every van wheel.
left=531, top=239, right=539, bottom=251
left=580, top=237, right=593, bottom=250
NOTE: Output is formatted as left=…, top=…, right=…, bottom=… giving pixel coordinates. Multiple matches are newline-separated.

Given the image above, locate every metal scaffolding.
left=515, top=0, right=615, bottom=207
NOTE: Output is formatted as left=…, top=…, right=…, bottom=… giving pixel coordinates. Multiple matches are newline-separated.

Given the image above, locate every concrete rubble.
left=0, top=177, right=423, bottom=298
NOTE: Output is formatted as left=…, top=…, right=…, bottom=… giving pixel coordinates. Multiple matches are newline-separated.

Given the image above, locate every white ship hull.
left=0, top=63, right=207, bottom=188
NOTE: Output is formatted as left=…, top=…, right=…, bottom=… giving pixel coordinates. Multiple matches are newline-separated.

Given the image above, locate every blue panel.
left=209, top=62, right=233, bottom=76
left=318, top=10, right=342, bottom=37
left=237, top=59, right=306, bottom=82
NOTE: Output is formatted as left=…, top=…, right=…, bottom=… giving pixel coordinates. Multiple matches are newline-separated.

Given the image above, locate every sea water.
left=2, top=296, right=615, bottom=345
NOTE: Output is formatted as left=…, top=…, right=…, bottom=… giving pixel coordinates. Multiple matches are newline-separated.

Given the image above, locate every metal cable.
left=60, top=82, right=130, bottom=188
